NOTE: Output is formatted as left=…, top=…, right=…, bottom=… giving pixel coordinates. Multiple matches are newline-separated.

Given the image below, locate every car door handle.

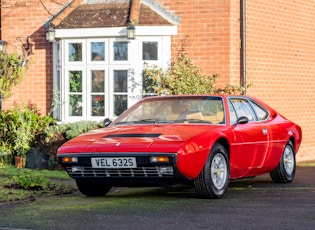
left=262, top=128, right=268, bottom=135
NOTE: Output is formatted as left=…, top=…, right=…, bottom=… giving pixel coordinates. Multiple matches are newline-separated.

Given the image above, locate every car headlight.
left=150, top=156, right=170, bottom=163
left=62, top=156, right=78, bottom=163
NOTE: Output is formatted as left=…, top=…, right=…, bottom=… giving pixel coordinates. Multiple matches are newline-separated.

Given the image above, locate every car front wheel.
left=270, top=140, right=296, bottom=183
left=194, top=143, right=230, bottom=199
left=76, top=179, right=112, bottom=196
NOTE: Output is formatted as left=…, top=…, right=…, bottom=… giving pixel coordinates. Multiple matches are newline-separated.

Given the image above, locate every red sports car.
left=57, top=95, right=302, bottom=199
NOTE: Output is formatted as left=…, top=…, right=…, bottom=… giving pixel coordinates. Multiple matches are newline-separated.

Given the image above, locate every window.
left=69, top=43, right=83, bottom=62
left=228, top=100, right=237, bottom=125
left=91, top=70, right=105, bottom=116
left=91, top=42, right=105, bottom=61
left=68, top=70, right=83, bottom=116
left=114, top=70, right=128, bottom=116
left=249, top=100, right=269, bottom=121
left=62, top=38, right=131, bottom=121
left=114, top=42, right=128, bottom=61
left=142, top=42, right=158, bottom=60
left=229, top=98, right=269, bottom=123
left=57, top=35, right=168, bottom=122
left=230, top=98, right=256, bottom=122
left=141, top=39, right=162, bottom=97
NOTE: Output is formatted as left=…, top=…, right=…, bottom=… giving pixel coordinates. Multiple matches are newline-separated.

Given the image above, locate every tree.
left=143, top=38, right=249, bottom=96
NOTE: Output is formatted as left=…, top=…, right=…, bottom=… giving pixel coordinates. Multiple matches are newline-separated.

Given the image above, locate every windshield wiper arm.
left=115, top=119, right=159, bottom=126
left=172, top=119, right=212, bottom=124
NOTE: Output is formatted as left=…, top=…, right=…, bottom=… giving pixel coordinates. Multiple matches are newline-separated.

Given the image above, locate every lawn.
left=0, top=165, right=78, bottom=203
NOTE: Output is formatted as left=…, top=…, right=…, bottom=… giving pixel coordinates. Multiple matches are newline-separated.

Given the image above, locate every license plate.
left=91, top=157, right=137, bottom=168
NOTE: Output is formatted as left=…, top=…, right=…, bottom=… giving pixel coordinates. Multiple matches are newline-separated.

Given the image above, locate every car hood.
left=57, top=124, right=222, bottom=154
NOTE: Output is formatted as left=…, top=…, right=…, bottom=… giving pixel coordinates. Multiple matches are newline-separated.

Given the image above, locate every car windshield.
left=113, top=96, right=225, bottom=125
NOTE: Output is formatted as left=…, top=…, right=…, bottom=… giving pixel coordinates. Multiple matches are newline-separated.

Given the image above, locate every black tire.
left=194, top=143, right=230, bottom=199
left=76, top=179, right=111, bottom=197
left=270, top=141, right=296, bottom=183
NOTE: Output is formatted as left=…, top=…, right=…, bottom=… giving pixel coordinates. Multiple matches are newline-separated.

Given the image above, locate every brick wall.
left=0, top=0, right=65, bottom=114
left=245, top=0, right=315, bottom=162
left=160, top=0, right=315, bottom=162
left=1, top=0, right=314, bottom=161
left=160, top=0, right=241, bottom=87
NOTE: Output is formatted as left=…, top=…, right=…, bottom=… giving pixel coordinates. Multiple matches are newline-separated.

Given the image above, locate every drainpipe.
left=240, top=0, right=246, bottom=95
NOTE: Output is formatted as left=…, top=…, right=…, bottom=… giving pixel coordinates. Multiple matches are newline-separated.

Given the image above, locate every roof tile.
left=55, top=0, right=173, bottom=29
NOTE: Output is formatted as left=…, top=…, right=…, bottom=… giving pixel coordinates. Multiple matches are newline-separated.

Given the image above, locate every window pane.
left=114, top=70, right=128, bottom=92
left=69, top=71, right=82, bottom=92
left=228, top=100, right=237, bottom=125
left=114, top=42, right=128, bottom=60
left=142, top=42, right=158, bottom=60
left=114, top=95, right=127, bottom=116
left=69, top=43, right=82, bottom=61
left=69, top=95, right=82, bottom=116
left=250, top=100, right=269, bottom=121
left=91, top=70, right=105, bottom=93
left=92, top=95, right=105, bottom=116
left=230, top=98, right=256, bottom=121
left=91, top=42, right=105, bottom=61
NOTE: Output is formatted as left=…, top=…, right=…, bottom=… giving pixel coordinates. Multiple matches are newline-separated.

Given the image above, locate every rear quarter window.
left=249, top=100, right=269, bottom=121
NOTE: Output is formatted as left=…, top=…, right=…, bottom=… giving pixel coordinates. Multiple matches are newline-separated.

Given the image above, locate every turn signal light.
left=62, top=157, right=78, bottom=163
left=150, top=156, right=170, bottom=163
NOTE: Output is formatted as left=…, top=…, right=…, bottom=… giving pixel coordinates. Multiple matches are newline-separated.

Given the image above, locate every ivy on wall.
left=0, top=52, right=25, bottom=99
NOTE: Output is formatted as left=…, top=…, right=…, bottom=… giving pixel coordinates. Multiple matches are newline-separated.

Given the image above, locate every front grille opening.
left=66, top=166, right=174, bottom=178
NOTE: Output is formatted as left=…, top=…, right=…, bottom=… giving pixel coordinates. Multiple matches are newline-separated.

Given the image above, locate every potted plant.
left=0, top=104, right=55, bottom=167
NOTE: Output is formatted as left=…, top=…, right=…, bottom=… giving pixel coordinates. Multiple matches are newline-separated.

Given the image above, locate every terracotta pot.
left=14, top=156, right=25, bottom=168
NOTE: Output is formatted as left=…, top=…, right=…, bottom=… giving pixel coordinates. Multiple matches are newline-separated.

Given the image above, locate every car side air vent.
left=105, top=133, right=161, bottom=138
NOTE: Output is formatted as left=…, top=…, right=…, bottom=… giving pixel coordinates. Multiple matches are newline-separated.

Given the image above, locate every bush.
left=143, top=38, right=249, bottom=95
left=37, top=121, right=105, bottom=169
left=0, top=103, right=56, bottom=164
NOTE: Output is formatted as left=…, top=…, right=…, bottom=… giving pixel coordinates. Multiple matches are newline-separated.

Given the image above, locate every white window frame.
left=53, top=26, right=176, bottom=122
left=64, top=66, right=86, bottom=122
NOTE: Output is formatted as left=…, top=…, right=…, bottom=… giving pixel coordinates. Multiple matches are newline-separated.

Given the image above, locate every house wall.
left=159, top=0, right=241, bottom=87
left=1, top=0, right=314, bottom=161
left=0, top=0, right=67, bottom=114
left=160, top=0, right=315, bottom=162
left=244, top=1, right=315, bottom=162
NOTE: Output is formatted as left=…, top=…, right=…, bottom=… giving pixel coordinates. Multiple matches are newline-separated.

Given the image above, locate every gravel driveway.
left=0, top=164, right=314, bottom=230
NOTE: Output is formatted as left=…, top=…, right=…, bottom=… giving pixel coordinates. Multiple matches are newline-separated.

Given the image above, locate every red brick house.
left=0, top=0, right=314, bottom=162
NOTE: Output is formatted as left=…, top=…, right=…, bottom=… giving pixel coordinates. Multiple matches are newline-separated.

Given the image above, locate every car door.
left=228, top=98, right=269, bottom=176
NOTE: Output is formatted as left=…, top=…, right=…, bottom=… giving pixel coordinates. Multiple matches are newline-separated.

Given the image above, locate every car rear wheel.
left=194, top=143, right=230, bottom=199
left=270, top=140, right=296, bottom=183
left=76, top=179, right=112, bottom=196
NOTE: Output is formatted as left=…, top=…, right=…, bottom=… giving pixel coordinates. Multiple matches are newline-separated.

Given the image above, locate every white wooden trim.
left=55, top=26, right=177, bottom=39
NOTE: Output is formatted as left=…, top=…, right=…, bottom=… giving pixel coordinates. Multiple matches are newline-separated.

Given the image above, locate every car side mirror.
left=237, top=116, right=249, bottom=124
left=103, top=118, right=112, bottom=127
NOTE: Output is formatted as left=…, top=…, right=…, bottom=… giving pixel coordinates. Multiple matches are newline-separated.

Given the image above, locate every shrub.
left=37, top=120, right=105, bottom=169
left=143, top=38, right=249, bottom=95
left=0, top=103, right=56, bottom=164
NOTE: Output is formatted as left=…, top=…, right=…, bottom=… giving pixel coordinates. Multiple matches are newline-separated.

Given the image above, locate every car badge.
left=115, top=143, right=121, bottom=146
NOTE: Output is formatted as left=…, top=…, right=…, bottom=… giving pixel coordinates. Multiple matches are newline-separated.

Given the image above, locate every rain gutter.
left=240, top=0, right=246, bottom=95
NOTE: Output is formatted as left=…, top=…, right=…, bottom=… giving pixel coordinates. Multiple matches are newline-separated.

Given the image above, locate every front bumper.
left=58, top=153, right=189, bottom=186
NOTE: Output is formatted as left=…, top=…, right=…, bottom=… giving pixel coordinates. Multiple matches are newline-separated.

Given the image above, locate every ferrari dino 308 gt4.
left=58, top=95, right=302, bottom=199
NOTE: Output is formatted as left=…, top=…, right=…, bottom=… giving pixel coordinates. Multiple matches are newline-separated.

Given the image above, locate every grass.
left=0, top=160, right=314, bottom=204
left=0, top=165, right=77, bottom=203
left=0, top=165, right=71, bottom=179
left=297, top=161, right=315, bottom=167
